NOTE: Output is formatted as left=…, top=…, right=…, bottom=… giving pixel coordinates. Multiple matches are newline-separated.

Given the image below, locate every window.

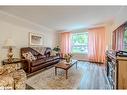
left=124, top=28, right=127, bottom=51
left=71, top=32, right=88, bottom=54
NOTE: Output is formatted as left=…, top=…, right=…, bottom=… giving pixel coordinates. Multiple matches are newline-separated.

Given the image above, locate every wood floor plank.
left=78, top=61, right=111, bottom=89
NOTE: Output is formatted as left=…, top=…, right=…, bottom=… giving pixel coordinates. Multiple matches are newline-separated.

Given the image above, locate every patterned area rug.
left=26, top=65, right=83, bottom=89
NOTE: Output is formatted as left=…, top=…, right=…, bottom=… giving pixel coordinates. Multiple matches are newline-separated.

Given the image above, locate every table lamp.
left=4, top=38, right=16, bottom=62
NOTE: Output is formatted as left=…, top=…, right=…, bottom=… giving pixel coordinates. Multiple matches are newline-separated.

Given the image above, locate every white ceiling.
left=0, top=6, right=124, bottom=31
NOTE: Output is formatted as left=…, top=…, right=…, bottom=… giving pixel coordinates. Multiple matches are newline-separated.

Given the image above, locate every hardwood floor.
left=78, top=61, right=111, bottom=89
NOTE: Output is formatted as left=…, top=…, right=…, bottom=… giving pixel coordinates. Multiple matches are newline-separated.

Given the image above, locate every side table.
left=2, top=58, right=24, bottom=69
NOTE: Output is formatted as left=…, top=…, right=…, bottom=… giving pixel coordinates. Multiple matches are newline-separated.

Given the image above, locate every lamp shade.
left=4, top=38, right=16, bottom=47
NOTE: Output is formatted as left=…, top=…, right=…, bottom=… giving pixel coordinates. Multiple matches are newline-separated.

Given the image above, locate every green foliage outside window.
left=71, top=32, right=88, bottom=53
left=124, top=29, right=127, bottom=51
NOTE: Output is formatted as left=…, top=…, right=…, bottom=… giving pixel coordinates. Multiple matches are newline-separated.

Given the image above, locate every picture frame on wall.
left=29, top=32, right=44, bottom=46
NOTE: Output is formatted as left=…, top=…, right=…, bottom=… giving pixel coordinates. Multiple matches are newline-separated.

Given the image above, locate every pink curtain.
left=112, top=24, right=125, bottom=50
left=88, top=27, right=106, bottom=63
left=112, top=30, right=116, bottom=50
left=60, top=32, right=71, bottom=55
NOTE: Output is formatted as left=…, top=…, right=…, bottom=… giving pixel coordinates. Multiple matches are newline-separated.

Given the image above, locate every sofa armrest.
left=24, top=60, right=31, bottom=73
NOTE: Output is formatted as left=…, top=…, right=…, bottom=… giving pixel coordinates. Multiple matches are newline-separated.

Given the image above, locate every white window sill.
left=72, top=53, right=88, bottom=55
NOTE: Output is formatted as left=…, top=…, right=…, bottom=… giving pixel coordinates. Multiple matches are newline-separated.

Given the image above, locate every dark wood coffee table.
left=54, top=59, right=78, bottom=79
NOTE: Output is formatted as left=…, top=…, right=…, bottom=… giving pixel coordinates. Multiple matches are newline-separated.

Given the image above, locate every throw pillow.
left=22, top=52, right=36, bottom=61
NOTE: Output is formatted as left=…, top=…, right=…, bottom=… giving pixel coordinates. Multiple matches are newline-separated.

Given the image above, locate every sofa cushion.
left=22, top=52, right=36, bottom=61
left=45, top=56, right=55, bottom=62
left=30, top=60, right=60, bottom=72
left=36, top=55, right=46, bottom=60
left=31, top=58, right=46, bottom=66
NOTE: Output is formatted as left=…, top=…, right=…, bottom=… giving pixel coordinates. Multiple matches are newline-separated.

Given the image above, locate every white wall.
left=107, top=7, right=127, bottom=48
left=111, top=7, right=127, bottom=31
left=0, top=11, right=57, bottom=65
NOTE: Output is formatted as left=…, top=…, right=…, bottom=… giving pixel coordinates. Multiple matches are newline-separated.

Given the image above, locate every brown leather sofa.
left=20, top=47, right=60, bottom=73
